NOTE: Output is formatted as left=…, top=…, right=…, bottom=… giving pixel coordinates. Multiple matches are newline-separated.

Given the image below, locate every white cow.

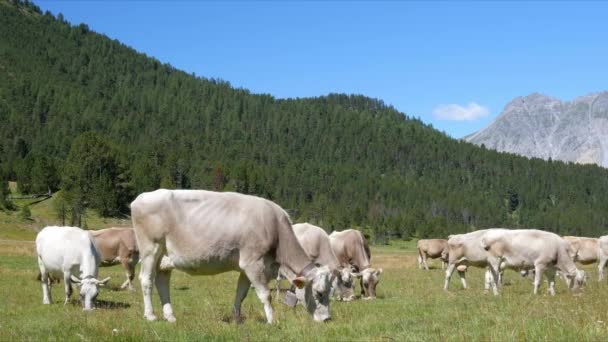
left=36, top=226, right=110, bottom=310
left=417, top=239, right=448, bottom=270
left=329, top=229, right=383, bottom=299
left=131, top=189, right=334, bottom=323
left=443, top=229, right=507, bottom=295
left=481, top=229, right=586, bottom=295
left=599, top=236, right=608, bottom=281
left=292, top=223, right=355, bottom=301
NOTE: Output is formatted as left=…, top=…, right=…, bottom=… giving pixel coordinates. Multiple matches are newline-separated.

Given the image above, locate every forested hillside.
left=1, top=0, right=608, bottom=239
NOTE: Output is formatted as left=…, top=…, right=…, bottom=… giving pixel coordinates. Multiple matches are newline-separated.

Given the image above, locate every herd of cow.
left=418, top=230, right=608, bottom=296
left=34, top=188, right=608, bottom=324
left=34, top=189, right=382, bottom=323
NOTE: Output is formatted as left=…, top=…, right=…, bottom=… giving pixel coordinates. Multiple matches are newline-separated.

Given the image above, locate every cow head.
left=70, top=275, right=111, bottom=310
left=567, top=269, right=587, bottom=289
left=332, top=266, right=356, bottom=301
left=360, top=267, right=382, bottom=299
left=293, top=265, right=333, bottom=322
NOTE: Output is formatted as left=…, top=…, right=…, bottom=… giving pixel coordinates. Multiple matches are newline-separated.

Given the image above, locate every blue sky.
left=37, top=1, right=608, bottom=138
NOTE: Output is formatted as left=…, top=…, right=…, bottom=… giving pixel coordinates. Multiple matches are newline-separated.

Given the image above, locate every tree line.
left=1, top=0, right=608, bottom=239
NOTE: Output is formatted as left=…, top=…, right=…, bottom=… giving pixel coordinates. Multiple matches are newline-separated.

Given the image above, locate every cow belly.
left=165, top=252, right=239, bottom=276
left=99, top=257, right=121, bottom=267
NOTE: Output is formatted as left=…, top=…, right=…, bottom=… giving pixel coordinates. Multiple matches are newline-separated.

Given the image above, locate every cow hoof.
left=164, top=314, right=177, bottom=323
left=145, top=314, right=158, bottom=321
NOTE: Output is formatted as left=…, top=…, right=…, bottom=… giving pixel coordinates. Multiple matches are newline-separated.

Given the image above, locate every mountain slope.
left=2, top=0, right=608, bottom=238
left=466, top=92, right=608, bottom=167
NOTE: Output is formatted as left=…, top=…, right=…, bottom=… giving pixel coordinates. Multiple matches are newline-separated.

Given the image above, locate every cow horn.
left=97, top=277, right=111, bottom=286
left=70, top=275, right=82, bottom=284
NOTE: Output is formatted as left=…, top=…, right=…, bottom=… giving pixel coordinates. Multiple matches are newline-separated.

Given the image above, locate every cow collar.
left=299, top=263, right=317, bottom=278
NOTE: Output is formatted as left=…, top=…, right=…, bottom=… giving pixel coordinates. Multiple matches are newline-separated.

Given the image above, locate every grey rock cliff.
left=465, top=92, right=608, bottom=167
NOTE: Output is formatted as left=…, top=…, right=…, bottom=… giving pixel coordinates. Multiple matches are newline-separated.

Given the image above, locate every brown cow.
left=417, top=239, right=448, bottom=270
left=329, top=229, right=382, bottom=299
left=90, top=227, right=139, bottom=290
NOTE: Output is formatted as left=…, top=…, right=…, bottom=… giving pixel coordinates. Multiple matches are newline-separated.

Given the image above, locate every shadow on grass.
left=176, top=286, right=190, bottom=291
left=95, top=299, right=131, bottom=310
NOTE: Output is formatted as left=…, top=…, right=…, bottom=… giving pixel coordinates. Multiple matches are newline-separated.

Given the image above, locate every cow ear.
left=70, top=275, right=81, bottom=284
left=376, top=268, right=383, bottom=275
left=292, top=276, right=309, bottom=289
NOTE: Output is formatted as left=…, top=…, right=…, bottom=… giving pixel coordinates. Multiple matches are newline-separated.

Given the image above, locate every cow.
left=90, top=227, right=139, bottom=290
left=443, top=229, right=505, bottom=295
left=598, top=236, right=608, bottom=281
left=417, top=239, right=448, bottom=270
left=35, top=226, right=110, bottom=310
left=329, top=229, right=383, bottom=299
left=291, top=223, right=355, bottom=301
left=481, top=229, right=586, bottom=295
left=131, top=189, right=334, bottom=324
left=562, top=236, right=599, bottom=266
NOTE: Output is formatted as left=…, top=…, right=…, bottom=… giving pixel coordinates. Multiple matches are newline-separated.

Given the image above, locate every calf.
left=417, top=239, right=448, bottom=270
left=329, top=229, right=382, bottom=299
left=90, top=227, right=139, bottom=290
left=36, top=226, right=110, bottom=310
left=481, top=229, right=586, bottom=295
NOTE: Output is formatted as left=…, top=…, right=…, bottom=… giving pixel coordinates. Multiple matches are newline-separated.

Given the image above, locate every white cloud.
left=433, top=102, right=489, bottom=121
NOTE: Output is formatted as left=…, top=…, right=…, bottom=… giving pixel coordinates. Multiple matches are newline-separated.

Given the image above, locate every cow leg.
left=533, top=264, right=546, bottom=295
left=233, top=272, right=251, bottom=323
left=442, top=260, right=446, bottom=270
left=120, top=258, right=135, bottom=290
left=486, top=262, right=501, bottom=296
left=63, top=272, right=73, bottom=305
left=243, top=262, right=273, bottom=324
left=444, top=263, right=456, bottom=290
left=598, top=256, right=608, bottom=281
left=545, top=267, right=556, bottom=296
left=417, top=252, right=422, bottom=269
left=138, top=242, right=162, bottom=321
left=155, top=270, right=175, bottom=322
left=360, top=277, right=366, bottom=297
left=458, top=270, right=467, bottom=289
left=483, top=269, right=492, bottom=293
left=423, top=254, right=430, bottom=271
left=38, top=257, right=52, bottom=305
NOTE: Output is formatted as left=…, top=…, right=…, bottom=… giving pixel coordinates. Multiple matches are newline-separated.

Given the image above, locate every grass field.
left=2, top=193, right=608, bottom=341
left=2, top=234, right=608, bottom=341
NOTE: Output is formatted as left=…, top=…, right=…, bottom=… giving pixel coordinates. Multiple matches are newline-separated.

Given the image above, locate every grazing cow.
left=443, top=229, right=505, bottom=294
left=598, top=236, right=608, bottom=281
left=131, top=189, right=333, bottom=323
left=417, top=239, right=448, bottom=270
left=291, top=223, right=355, bottom=301
left=329, top=229, right=383, bottom=299
left=36, top=226, right=110, bottom=310
left=481, top=229, right=586, bottom=295
left=562, top=236, right=599, bottom=266
left=90, top=227, right=139, bottom=290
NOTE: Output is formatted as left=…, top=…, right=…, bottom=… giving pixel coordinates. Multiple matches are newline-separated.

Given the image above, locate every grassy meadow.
left=2, top=194, right=608, bottom=341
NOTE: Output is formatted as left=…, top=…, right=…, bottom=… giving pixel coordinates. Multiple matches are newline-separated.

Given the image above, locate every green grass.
left=2, top=239, right=608, bottom=341
left=0, top=185, right=129, bottom=241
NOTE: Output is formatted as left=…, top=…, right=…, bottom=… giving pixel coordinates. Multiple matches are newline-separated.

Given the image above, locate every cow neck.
left=298, top=263, right=317, bottom=278
left=80, top=241, right=99, bottom=279
left=353, top=235, right=371, bottom=271
left=276, top=219, right=314, bottom=281
left=556, top=244, right=578, bottom=276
